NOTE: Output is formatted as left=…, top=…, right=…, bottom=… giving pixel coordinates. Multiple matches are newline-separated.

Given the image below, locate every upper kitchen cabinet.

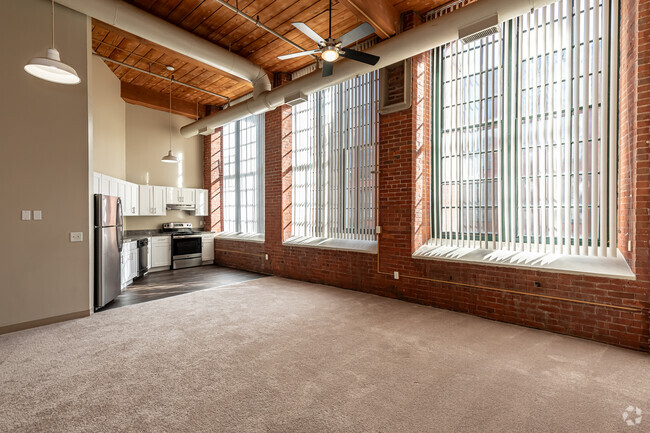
left=166, top=187, right=196, bottom=205
left=123, top=182, right=139, bottom=216
left=194, top=189, right=209, bottom=216
left=139, top=185, right=166, bottom=216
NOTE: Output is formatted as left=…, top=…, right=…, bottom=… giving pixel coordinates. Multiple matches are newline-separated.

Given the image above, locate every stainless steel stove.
left=163, top=223, right=202, bottom=269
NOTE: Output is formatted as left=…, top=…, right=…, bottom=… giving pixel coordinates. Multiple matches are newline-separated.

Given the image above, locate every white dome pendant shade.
left=161, top=76, right=179, bottom=163
left=24, top=48, right=81, bottom=85
left=161, top=149, right=178, bottom=163
left=24, top=1, right=80, bottom=85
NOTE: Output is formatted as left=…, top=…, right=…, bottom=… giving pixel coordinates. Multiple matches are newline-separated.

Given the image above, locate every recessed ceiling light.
left=166, top=66, right=175, bottom=71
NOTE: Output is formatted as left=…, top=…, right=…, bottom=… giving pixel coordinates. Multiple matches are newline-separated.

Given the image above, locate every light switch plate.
left=21, top=210, right=31, bottom=221
left=394, top=271, right=399, bottom=280
left=70, top=232, right=83, bottom=242
left=33, top=210, right=42, bottom=220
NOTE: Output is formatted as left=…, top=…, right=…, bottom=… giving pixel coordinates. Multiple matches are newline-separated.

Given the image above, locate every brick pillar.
left=203, top=128, right=223, bottom=233
left=264, top=104, right=293, bottom=273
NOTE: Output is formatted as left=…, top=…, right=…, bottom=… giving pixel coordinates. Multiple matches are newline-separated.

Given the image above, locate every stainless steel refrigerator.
left=94, top=194, right=123, bottom=309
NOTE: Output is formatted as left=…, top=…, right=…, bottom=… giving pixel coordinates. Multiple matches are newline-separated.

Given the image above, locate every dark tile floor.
left=99, top=265, right=266, bottom=311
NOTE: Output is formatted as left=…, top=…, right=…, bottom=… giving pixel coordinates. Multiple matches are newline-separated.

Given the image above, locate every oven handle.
left=173, top=235, right=202, bottom=239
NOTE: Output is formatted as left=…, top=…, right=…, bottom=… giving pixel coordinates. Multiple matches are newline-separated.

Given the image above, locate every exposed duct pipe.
left=54, top=0, right=271, bottom=97
left=180, top=0, right=558, bottom=137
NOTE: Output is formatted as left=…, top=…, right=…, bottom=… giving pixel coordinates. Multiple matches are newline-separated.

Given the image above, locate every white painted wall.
left=0, top=0, right=91, bottom=327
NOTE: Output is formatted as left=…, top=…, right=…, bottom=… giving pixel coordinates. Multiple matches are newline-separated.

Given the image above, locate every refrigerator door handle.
left=116, top=198, right=124, bottom=253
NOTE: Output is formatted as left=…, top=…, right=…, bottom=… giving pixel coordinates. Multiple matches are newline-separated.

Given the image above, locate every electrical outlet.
left=70, top=232, right=83, bottom=242
left=33, top=210, right=42, bottom=220
left=265, top=254, right=269, bottom=261
left=21, top=210, right=31, bottom=221
left=375, top=226, right=382, bottom=234
left=394, top=271, right=399, bottom=280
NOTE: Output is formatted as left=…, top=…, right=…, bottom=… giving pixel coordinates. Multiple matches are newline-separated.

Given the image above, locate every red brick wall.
left=205, top=1, right=650, bottom=351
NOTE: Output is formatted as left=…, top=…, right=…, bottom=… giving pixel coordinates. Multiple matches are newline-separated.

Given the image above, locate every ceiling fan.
left=277, top=0, right=380, bottom=77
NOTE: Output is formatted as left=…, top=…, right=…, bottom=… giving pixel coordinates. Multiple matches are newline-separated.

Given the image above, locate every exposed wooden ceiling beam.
left=121, top=82, right=207, bottom=120
left=338, top=0, right=400, bottom=39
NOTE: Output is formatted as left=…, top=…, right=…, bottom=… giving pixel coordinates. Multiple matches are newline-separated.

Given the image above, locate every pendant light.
left=24, top=0, right=80, bottom=85
left=161, top=76, right=179, bottom=163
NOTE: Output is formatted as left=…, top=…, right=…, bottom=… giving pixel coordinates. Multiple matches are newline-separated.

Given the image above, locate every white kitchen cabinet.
left=121, top=241, right=138, bottom=289
left=100, top=174, right=110, bottom=196
left=194, top=189, right=209, bottom=216
left=166, top=187, right=196, bottom=205
left=151, top=236, right=171, bottom=268
left=139, top=185, right=166, bottom=216
left=109, top=177, right=121, bottom=198
left=93, top=172, right=101, bottom=195
left=201, top=232, right=214, bottom=263
left=123, top=182, right=139, bottom=216
left=118, top=180, right=126, bottom=205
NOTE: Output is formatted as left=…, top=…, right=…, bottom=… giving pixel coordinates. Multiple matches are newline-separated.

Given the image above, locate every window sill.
left=283, top=236, right=378, bottom=254
left=215, top=232, right=265, bottom=243
left=412, top=244, right=636, bottom=280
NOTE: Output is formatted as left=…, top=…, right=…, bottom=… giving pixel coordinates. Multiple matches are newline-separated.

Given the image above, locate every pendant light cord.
left=51, top=0, right=55, bottom=48
left=169, top=76, right=173, bottom=152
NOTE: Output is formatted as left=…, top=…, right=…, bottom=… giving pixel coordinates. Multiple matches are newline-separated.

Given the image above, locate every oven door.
left=172, top=235, right=202, bottom=259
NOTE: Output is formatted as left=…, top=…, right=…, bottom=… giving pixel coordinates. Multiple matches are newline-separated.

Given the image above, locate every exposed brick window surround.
left=204, top=1, right=650, bottom=351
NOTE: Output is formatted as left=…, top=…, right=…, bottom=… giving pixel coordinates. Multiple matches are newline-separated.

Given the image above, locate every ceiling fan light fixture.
left=321, top=47, right=339, bottom=62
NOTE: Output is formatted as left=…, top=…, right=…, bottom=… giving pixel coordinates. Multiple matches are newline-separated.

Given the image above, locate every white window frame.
left=290, top=71, right=379, bottom=243
left=221, top=114, right=265, bottom=236
left=419, top=0, right=633, bottom=279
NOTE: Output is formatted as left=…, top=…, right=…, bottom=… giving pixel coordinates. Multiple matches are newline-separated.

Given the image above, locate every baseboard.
left=0, top=310, right=91, bottom=335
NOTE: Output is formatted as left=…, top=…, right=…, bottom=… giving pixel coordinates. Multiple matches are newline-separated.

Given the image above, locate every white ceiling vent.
left=458, top=14, right=500, bottom=44
left=284, top=91, right=308, bottom=106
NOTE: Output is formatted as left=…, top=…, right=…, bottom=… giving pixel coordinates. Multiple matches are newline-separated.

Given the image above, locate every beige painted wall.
left=91, top=56, right=125, bottom=179
left=0, top=0, right=90, bottom=326
left=125, top=103, right=204, bottom=231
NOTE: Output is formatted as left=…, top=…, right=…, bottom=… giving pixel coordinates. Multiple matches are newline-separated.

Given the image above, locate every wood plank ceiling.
left=92, top=0, right=451, bottom=110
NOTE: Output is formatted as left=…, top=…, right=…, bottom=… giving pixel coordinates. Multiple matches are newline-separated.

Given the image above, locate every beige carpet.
left=1, top=276, right=649, bottom=433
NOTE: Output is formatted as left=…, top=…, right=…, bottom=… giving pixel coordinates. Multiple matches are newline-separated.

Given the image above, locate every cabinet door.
left=129, top=249, right=139, bottom=281
left=129, top=183, right=139, bottom=215
left=151, top=237, right=171, bottom=267
left=139, top=185, right=153, bottom=216
left=166, top=187, right=180, bottom=204
left=194, top=189, right=208, bottom=216
left=93, top=173, right=101, bottom=195
left=153, top=186, right=166, bottom=215
left=121, top=250, right=128, bottom=287
left=109, top=177, right=120, bottom=198
left=182, top=188, right=196, bottom=205
left=118, top=181, right=126, bottom=208
left=201, top=234, right=214, bottom=262
left=100, top=175, right=111, bottom=196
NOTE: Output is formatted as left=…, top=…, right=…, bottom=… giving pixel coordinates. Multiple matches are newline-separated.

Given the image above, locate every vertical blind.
left=222, top=114, right=265, bottom=234
left=292, top=71, right=379, bottom=240
left=431, top=0, right=619, bottom=257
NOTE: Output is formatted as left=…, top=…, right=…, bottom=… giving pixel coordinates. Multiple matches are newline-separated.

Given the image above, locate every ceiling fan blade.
left=322, top=60, right=334, bottom=77
left=340, top=48, right=380, bottom=66
left=278, top=49, right=320, bottom=60
left=337, top=22, right=376, bottom=47
left=292, top=22, right=325, bottom=45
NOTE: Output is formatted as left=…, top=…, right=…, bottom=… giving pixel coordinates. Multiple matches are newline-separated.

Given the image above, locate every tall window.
left=222, top=114, right=265, bottom=234
left=431, top=0, right=619, bottom=257
left=291, top=71, right=379, bottom=241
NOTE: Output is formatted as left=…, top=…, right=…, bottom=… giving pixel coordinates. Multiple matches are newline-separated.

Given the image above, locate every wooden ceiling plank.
left=177, top=2, right=224, bottom=33
left=165, top=0, right=206, bottom=25
left=121, top=81, right=206, bottom=119
left=207, top=0, right=278, bottom=46
left=338, top=0, right=399, bottom=39
left=227, top=0, right=322, bottom=51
